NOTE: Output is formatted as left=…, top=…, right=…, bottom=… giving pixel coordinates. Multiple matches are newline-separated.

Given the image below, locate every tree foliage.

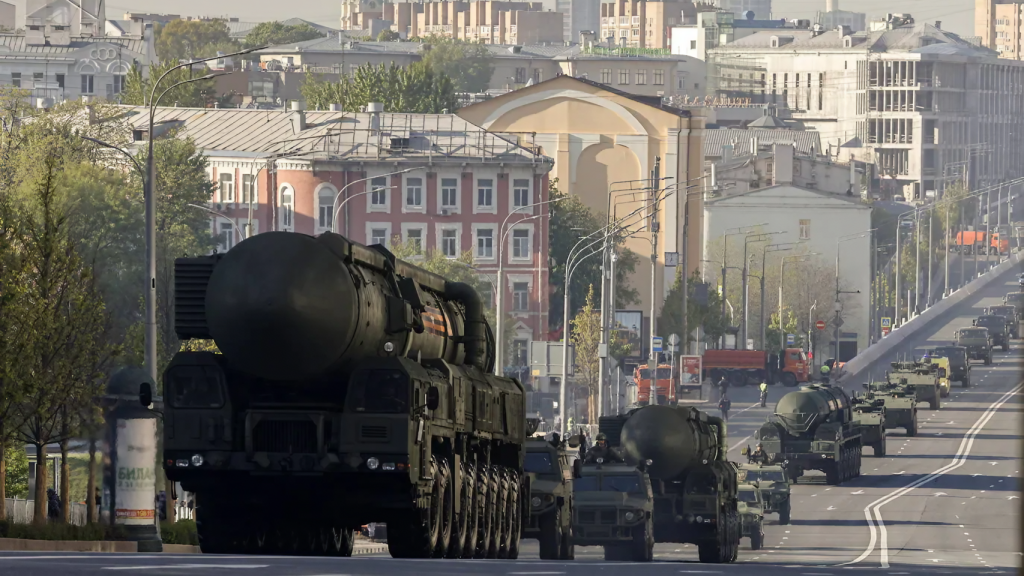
left=301, top=62, right=460, bottom=114
left=121, top=61, right=218, bottom=108
left=657, top=269, right=728, bottom=348
left=155, top=19, right=238, bottom=62
left=417, top=35, right=495, bottom=93
left=2, top=444, right=28, bottom=499
left=243, top=21, right=324, bottom=49
left=570, top=285, right=601, bottom=423
left=377, top=30, right=401, bottom=42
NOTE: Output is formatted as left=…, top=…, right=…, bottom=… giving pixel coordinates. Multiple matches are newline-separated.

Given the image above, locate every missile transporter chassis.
left=522, top=436, right=575, bottom=560
left=599, top=406, right=742, bottom=564
left=163, top=232, right=529, bottom=559
left=851, top=396, right=888, bottom=456
left=756, top=385, right=864, bottom=485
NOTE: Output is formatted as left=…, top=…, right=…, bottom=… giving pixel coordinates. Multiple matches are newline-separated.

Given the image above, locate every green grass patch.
left=0, top=520, right=127, bottom=541
left=160, top=519, right=198, bottom=545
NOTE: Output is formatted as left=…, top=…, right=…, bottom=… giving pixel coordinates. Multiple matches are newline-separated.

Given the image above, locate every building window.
left=113, top=74, right=126, bottom=94
left=11, top=72, right=20, bottom=88
left=653, top=70, right=664, bottom=85
left=512, top=229, right=530, bottom=259
left=690, top=40, right=696, bottom=50
left=56, top=74, right=64, bottom=88
left=370, top=227, right=388, bottom=246
left=219, top=221, right=235, bottom=252
left=318, top=188, right=335, bottom=230
left=513, top=179, right=530, bottom=209
left=636, top=70, right=647, bottom=85
left=601, top=68, right=612, bottom=84
left=405, top=227, right=424, bottom=253
left=442, top=229, right=458, bottom=258
left=618, top=70, right=629, bottom=85
left=33, top=72, right=43, bottom=83
left=242, top=174, right=254, bottom=204
left=799, top=219, right=811, bottom=240
left=405, top=177, right=423, bottom=208
left=370, top=176, right=387, bottom=208
left=441, top=178, right=458, bottom=210
left=477, top=179, right=494, bottom=209
left=476, top=228, right=494, bottom=258
left=81, top=74, right=94, bottom=94
left=532, top=68, right=542, bottom=83
left=514, top=67, right=527, bottom=84
left=512, top=282, right=529, bottom=311
left=218, top=172, right=234, bottom=203
left=512, top=338, right=528, bottom=365
left=279, top=186, right=294, bottom=229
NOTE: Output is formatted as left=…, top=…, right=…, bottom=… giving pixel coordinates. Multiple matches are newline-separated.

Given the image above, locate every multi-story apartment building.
left=671, top=10, right=793, bottom=60
left=975, top=0, right=1024, bottom=59
left=0, top=1, right=15, bottom=31
left=556, top=0, right=600, bottom=48
left=707, top=15, right=1024, bottom=198
left=121, top=104, right=555, bottom=373
left=599, top=0, right=692, bottom=49
left=340, top=0, right=564, bottom=44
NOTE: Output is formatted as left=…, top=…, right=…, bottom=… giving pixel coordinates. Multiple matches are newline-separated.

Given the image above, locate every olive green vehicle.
left=571, top=461, right=655, bottom=562
left=987, top=305, right=1018, bottom=339
left=975, top=315, right=1009, bottom=352
left=736, top=484, right=765, bottom=551
left=886, top=361, right=942, bottom=410
left=523, top=419, right=577, bottom=560
left=737, top=463, right=791, bottom=524
left=866, top=380, right=919, bottom=436
left=924, top=345, right=971, bottom=388
left=955, top=326, right=993, bottom=364
left=850, top=394, right=888, bottom=456
left=1004, top=292, right=1024, bottom=337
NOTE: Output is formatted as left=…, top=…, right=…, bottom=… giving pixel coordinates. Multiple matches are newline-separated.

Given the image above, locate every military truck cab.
left=736, top=484, right=765, bottom=550
left=955, top=327, right=993, bottom=364
left=974, top=315, right=1009, bottom=351
left=522, top=426, right=577, bottom=560
left=925, top=346, right=970, bottom=388
left=987, top=305, right=1018, bottom=339
left=572, top=462, right=655, bottom=562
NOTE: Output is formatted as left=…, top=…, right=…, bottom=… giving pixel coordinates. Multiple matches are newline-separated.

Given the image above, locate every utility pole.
left=598, top=232, right=608, bottom=417
left=985, top=188, right=992, bottom=272
left=914, top=209, right=921, bottom=316
left=944, top=201, right=950, bottom=298
left=609, top=249, right=618, bottom=414
left=647, top=157, right=661, bottom=407
left=927, top=209, right=933, bottom=307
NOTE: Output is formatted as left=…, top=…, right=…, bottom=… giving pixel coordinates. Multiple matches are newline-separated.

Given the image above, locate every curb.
left=354, top=543, right=388, bottom=555
left=0, top=538, right=388, bottom=555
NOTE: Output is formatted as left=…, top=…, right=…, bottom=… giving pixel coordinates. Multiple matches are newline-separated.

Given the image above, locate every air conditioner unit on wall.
left=214, top=203, right=224, bottom=211
left=440, top=208, right=451, bottom=216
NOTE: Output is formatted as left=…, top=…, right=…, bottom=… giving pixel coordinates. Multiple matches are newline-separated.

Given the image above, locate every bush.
left=0, top=520, right=127, bottom=541
left=160, top=519, right=198, bottom=545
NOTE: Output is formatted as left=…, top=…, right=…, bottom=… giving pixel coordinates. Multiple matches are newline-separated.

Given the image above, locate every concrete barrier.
left=838, top=250, right=1023, bottom=382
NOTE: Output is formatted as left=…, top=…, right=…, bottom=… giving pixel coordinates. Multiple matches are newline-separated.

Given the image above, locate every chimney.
left=289, top=100, right=306, bottom=133
left=935, top=21, right=941, bottom=29
left=721, top=143, right=733, bottom=163
left=367, top=101, right=384, bottom=132
left=773, top=143, right=794, bottom=185
left=825, top=0, right=837, bottom=12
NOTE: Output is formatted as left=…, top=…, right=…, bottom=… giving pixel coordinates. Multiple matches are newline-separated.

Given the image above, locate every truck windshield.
left=574, top=477, right=600, bottom=491
left=738, top=490, right=759, bottom=504
left=638, top=368, right=672, bottom=379
left=603, top=475, right=641, bottom=493
left=991, top=307, right=1013, bottom=316
left=746, top=470, right=786, bottom=483
left=348, top=370, right=409, bottom=413
left=524, top=452, right=555, bottom=474
left=976, top=318, right=1003, bottom=330
left=959, top=329, right=987, bottom=338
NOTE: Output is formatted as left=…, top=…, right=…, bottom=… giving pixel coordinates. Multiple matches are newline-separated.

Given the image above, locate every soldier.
left=584, top=433, right=624, bottom=463
left=820, top=363, right=831, bottom=384
left=748, top=443, right=769, bottom=465
left=719, top=394, right=732, bottom=421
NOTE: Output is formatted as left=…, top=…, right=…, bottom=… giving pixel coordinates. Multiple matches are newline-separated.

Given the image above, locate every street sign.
left=786, top=333, right=795, bottom=345
left=881, top=317, right=892, bottom=328
left=833, top=317, right=844, bottom=328
left=652, top=337, right=663, bottom=352
left=815, top=320, right=827, bottom=330
left=881, top=327, right=891, bottom=336
left=665, top=252, right=679, bottom=267
left=668, top=334, right=681, bottom=345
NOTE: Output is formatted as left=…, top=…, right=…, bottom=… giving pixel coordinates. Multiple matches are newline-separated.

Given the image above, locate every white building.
left=817, top=10, right=866, bottom=33
left=707, top=17, right=1024, bottom=198
left=714, top=0, right=771, bottom=20
left=26, top=0, right=106, bottom=40
left=702, top=181, right=872, bottom=356
left=0, top=1, right=14, bottom=31
left=671, top=11, right=795, bottom=60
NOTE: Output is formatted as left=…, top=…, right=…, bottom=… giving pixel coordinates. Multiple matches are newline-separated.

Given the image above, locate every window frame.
left=368, top=175, right=389, bottom=213
left=218, top=171, right=235, bottom=203
left=401, top=223, right=426, bottom=256
left=512, top=281, right=530, bottom=312
left=366, top=222, right=393, bottom=248
left=279, top=184, right=294, bottom=230
left=439, top=175, right=460, bottom=213
left=475, top=177, right=496, bottom=214
left=317, top=186, right=337, bottom=232
left=474, top=225, right=495, bottom=262
left=799, top=219, right=811, bottom=240
left=80, top=74, right=94, bottom=94
left=511, top=177, right=532, bottom=211
left=510, top=227, right=532, bottom=261
left=403, top=175, right=425, bottom=213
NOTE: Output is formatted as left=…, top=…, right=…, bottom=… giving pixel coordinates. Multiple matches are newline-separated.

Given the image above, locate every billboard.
left=679, top=356, right=702, bottom=391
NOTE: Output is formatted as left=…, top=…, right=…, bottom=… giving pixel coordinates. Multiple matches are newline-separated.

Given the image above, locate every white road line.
left=102, top=566, right=269, bottom=571
left=841, top=381, right=1023, bottom=569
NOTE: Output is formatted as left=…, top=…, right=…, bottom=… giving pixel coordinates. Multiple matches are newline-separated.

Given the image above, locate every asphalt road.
left=1, top=263, right=1020, bottom=575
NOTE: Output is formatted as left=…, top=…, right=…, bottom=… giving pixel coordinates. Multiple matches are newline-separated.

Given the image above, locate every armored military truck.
left=866, top=380, right=918, bottom=436
left=523, top=419, right=576, bottom=560
left=886, top=361, right=941, bottom=410
left=850, top=394, right=887, bottom=456
left=572, top=461, right=654, bottom=562
left=755, top=385, right=863, bottom=485
left=975, top=315, right=1009, bottom=351
left=736, top=484, right=765, bottom=550
left=924, top=345, right=971, bottom=387
left=955, top=326, right=993, bottom=364
left=987, top=305, right=1018, bottom=339
left=737, top=463, right=791, bottom=524
left=916, top=348, right=951, bottom=398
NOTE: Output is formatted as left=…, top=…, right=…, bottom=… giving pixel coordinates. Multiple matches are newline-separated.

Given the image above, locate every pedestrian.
left=718, top=395, right=732, bottom=421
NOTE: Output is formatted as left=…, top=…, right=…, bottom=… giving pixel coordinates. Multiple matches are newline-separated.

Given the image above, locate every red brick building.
left=125, top=104, right=555, bottom=371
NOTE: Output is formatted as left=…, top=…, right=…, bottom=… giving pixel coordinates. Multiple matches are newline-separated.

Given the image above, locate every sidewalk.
left=0, top=538, right=390, bottom=555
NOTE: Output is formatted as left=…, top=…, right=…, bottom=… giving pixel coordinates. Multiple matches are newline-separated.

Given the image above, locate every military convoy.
left=571, top=459, right=655, bottom=562
left=975, top=315, right=1010, bottom=351
left=523, top=419, right=576, bottom=560
left=925, top=345, right=971, bottom=387
left=885, top=361, right=942, bottom=410
left=737, top=463, right=791, bottom=524
left=987, top=305, right=1019, bottom=339
left=955, top=326, right=994, bottom=364
left=850, top=395, right=888, bottom=455
left=161, top=232, right=529, bottom=558
left=755, top=385, right=868, bottom=485
left=736, top=484, right=765, bottom=550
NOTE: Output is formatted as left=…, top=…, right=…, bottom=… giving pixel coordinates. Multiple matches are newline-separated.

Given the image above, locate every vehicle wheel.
left=487, top=467, right=507, bottom=559
left=506, top=472, right=522, bottom=560
left=1003, top=342, right=1009, bottom=351
left=825, top=460, right=840, bottom=485
left=873, top=440, right=886, bottom=457
left=559, top=508, right=574, bottom=560
left=782, top=372, right=798, bottom=387
left=195, top=494, right=239, bottom=554
left=930, top=395, right=941, bottom=410
left=447, top=463, right=472, bottom=558
left=434, top=458, right=453, bottom=558
left=388, top=458, right=442, bottom=558
left=941, top=388, right=950, bottom=398
left=750, top=523, right=763, bottom=551
left=631, top=522, right=653, bottom=562
left=538, top=509, right=560, bottom=560
left=460, top=464, right=479, bottom=559
left=495, top=469, right=512, bottom=558
left=985, top=355, right=992, bottom=365
left=779, top=500, right=791, bottom=525
left=962, top=378, right=970, bottom=388
left=907, top=415, right=918, bottom=437
left=473, top=466, right=495, bottom=559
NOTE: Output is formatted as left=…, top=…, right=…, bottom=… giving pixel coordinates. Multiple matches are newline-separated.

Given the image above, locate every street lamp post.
left=331, top=168, right=416, bottom=235
left=187, top=203, right=244, bottom=241
left=760, top=244, right=797, bottom=350
left=721, top=225, right=765, bottom=348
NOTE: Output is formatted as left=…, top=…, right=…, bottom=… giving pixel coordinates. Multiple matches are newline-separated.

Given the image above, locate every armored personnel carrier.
left=736, top=483, right=765, bottom=550
left=850, top=394, right=887, bottom=455
left=737, top=463, right=791, bottom=524
left=523, top=418, right=576, bottom=560
left=161, top=232, right=529, bottom=559
left=866, top=380, right=919, bottom=436
left=572, top=460, right=655, bottom=562
left=599, top=405, right=741, bottom=563
left=755, top=385, right=863, bottom=485
left=886, top=361, right=941, bottom=410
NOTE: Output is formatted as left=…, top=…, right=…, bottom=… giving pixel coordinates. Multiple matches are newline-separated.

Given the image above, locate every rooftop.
left=703, top=127, right=822, bottom=158
left=0, top=34, right=146, bottom=55
left=228, top=19, right=341, bottom=40
left=115, top=105, right=551, bottom=166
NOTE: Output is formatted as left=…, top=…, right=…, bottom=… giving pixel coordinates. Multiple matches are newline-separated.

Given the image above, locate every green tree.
left=2, top=444, right=28, bottom=499
left=121, top=61, right=217, bottom=108
left=658, top=269, right=728, bottom=348
left=302, top=62, right=459, bottom=114
left=571, top=285, right=601, bottom=423
left=377, top=29, right=401, bottom=42
left=765, top=310, right=801, bottom=352
left=243, top=21, right=324, bottom=49
left=418, top=35, right=494, bottom=93
left=155, top=19, right=238, bottom=62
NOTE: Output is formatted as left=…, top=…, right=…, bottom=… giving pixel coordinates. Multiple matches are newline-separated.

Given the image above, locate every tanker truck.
left=598, top=405, right=742, bottom=563
left=159, top=232, right=529, bottom=559
left=754, top=385, right=864, bottom=485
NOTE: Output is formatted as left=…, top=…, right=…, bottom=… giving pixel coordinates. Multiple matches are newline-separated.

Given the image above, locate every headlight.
left=175, top=459, right=189, bottom=468
left=191, top=454, right=204, bottom=466
left=696, top=515, right=703, bottom=523
left=382, top=462, right=396, bottom=471
left=532, top=496, right=542, bottom=507
left=367, top=457, right=380, bottom=470
left=624, top=512, right=635, bottom=521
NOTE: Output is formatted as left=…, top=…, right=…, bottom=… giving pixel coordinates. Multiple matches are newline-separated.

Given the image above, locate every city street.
left=0, top=264, right=1019, bottom=575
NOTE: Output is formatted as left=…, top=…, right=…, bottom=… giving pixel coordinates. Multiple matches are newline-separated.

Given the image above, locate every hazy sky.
left=6, top=0, right=975, bottom=38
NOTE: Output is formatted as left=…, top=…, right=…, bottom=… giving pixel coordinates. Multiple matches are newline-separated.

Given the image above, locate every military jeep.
left=523, top=434, right=578, bottom=560
left=571, top=461, right=655, bottom=562
left=975, top=315, right=1009, bottom=352
left=736, top=484, right=765, bottom=550
left=737, top=463, right=791, bottom=525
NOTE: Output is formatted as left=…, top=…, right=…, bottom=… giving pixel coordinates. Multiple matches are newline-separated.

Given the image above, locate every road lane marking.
left=103, top=566, right=269, bottom=571
left=840, top=381, right=1023, bottom=569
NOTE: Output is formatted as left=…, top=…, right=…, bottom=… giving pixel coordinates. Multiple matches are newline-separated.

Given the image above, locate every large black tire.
left=604, top=545, right=630, bottom=561
left=559, top=519, right=574, bottom=560
left=507, top=474, right=522, bottom=560
left=446, top=463, right=473, bottom=559
left=388, top=458, right=442, bottom=558
left=460, top=464, right=479, bottom=559
left=779, top=500, right=791, bottom=525
left=195, top=494, right=238, bottom=554
left=494, top=470, right=512, bottom=558
left=750, top=523, right=763, bottom=551
left=825, top=460, right=840, bottom=485
left=1002, top=342, right=1009, bottom=351
left=782, top=372, right=798, bottom=387
left=538, top=509, right=560, bottom=560
left=985, top=354, right=992, bottom=365
left=473, top=467, right=495, bottom=559
left=631, top=522, right=654, bottom=562
left=873, top=439, right=886, bottom=457
left=930, top=395, right=941, bottom=410
left=907, top=415, right=918, bottom=437
left=962, top=377, right=970, bottom=388
left=434, top=459, right=453, bottom=558
left=485, top=467, right=504, bottom=559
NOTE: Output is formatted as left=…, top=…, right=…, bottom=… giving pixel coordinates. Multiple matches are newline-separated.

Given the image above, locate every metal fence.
left=4, top=498, right=87, bottom=526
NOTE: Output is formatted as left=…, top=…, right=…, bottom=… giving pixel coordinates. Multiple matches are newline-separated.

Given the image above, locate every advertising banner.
left=679, top=356, right=702, bottom=391
left=114, top=418, right=157, bottom=525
